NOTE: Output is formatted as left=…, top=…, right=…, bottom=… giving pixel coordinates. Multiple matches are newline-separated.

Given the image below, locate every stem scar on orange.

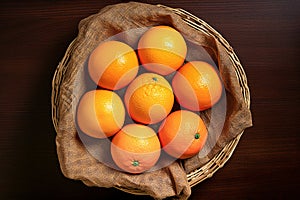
left=111, top=124, right=161, bottom=174
left=158, top=110, right=208, bottom=159
left=172, top=61, right=223, bottom=111
left=138, top=25, right=187, bottom=75
left=88, top=40, right=139, bottom=90
left=124, top=73, right=174, bottom=124
left=76, top=90, right=125, bottom=138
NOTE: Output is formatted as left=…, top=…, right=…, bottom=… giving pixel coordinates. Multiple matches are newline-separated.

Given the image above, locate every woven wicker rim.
left=51, top=5, right=251, bottom=195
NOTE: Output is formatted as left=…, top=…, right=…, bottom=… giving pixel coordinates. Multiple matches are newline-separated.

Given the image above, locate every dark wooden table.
left=1, top=0, right=299, bottom=199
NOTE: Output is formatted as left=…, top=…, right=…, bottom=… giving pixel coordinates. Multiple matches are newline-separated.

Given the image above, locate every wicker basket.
left=51, top=4, right=250, bottom=195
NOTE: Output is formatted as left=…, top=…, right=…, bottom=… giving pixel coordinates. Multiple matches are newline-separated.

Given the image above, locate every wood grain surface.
left=0, top=0, right=299, bottom=199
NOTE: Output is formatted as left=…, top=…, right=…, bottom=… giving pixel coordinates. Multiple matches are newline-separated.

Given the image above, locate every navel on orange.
left=88, top=40, right=139, bottom=90
left=76, top=90, right=125, bottom=138
left=172, top=61, right=223, bottom=111
left=158, top=110, right=208, bottom=159
left=138, top=25, right=187, bottom=75
left=111, top=124, right=161, bottom=174
left=124, top=73, right=174, bottom=124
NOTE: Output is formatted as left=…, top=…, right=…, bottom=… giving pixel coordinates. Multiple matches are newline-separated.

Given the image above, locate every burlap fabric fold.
left=55, top=2, right=252, bottom=199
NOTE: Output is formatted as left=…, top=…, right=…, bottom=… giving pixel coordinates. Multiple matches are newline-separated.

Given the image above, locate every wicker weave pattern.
left=51, top=5, right=250, bottom=194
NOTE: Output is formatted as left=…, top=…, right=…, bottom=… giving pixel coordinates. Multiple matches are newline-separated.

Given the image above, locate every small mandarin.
left=76, top=90, right=125, bottom=138
left=124, top=73, right=174, bottom=124
left=158, top=110, right=208, bottom=159
left=138, top=26, right=187, bottom=75
left=111, top=124, right=161, bottom=174
left=88, top=40, right=139, bottom=90
left=172, top=61, right=223, bottom=111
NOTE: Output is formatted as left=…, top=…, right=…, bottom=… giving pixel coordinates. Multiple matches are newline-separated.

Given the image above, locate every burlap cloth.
left=55, top=2, right=252, bottom=199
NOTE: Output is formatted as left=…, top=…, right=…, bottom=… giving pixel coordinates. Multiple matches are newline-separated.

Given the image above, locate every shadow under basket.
left=51, top=4, right=251, bottom=197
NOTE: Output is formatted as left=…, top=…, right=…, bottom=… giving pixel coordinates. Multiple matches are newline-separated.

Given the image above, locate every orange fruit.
left=124, top=73, right=174, bottom=124
left=111, top=124, right=161, bottom=174
left=158, top=110, right=208, bottom=159
left=172, top=61, right=223, bottom=111
left=76, top=90, right=125, bottom=138
left=88, top=40, right=139, bottom=90
left=138, top=25, right=187, bottom=75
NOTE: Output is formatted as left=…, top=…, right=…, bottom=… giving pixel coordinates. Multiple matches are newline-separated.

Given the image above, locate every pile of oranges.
left=76, top=26, right=223, bottom=174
